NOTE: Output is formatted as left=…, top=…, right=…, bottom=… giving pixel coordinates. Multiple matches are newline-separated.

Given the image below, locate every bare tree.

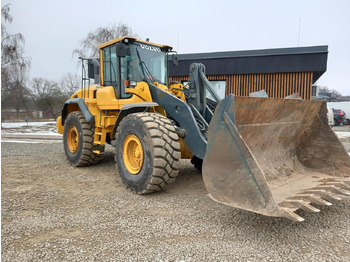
left=73, top=22, right=138, bottom=58
left=59, top=72, right=81, bottom=97
left=1, top=4, right=30, bottom=82
left=318, top=86, right=342, bottom=98
left=31, top=78, right=66, bottom=119
left=1, top=79, right=32, bottom=118
left=1, top=4, right=31, bottom=116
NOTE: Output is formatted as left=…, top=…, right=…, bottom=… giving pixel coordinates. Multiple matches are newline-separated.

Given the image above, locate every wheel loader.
left=57, top=37, right=350, bottom=221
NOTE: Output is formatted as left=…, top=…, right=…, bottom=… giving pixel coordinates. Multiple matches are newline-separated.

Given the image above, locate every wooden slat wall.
left=169, top=72, right=314, bottom=100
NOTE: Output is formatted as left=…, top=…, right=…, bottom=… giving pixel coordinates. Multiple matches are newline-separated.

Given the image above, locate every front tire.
left=63, top=111, right=102, bottom=167
left=115, top=113, right=181, bottom=194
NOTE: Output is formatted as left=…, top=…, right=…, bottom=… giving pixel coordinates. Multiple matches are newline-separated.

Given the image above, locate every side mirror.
left=116, top=43, right=127, bottom=57
left=88, top=59, right=100, bottom=84
left=172, top=54, right=178, bottom=67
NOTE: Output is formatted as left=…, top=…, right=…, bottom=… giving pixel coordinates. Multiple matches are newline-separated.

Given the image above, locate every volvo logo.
left=139, top=44, right=161, bottom=52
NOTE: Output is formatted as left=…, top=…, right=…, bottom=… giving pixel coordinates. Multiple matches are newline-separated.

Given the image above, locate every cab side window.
left=119, top=48, right=133, bottom=99
left=103, top=45, right=117, bottom=87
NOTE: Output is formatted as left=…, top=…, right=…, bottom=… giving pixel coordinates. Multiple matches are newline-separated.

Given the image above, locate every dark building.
left=168, top=45, right=328, bottom=100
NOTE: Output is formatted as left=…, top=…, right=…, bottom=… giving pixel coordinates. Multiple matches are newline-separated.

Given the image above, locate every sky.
left=3, top=0, right=350, bottom=95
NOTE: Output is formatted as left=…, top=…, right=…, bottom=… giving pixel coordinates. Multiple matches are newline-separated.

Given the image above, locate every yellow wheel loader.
left=57, top=37, right=350, bottom=221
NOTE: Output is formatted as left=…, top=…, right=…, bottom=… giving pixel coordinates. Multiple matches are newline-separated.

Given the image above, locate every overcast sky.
left=4, top=0, right=350, bottom=95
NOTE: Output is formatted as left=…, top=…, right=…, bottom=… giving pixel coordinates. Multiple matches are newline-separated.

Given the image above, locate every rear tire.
left=115, top=113, right=181, bottom=194
left=63, top=111, right=102, bottom=167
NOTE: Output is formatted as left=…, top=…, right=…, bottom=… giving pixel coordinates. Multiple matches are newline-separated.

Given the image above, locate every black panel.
left=168, top=46, right=328, bottom=83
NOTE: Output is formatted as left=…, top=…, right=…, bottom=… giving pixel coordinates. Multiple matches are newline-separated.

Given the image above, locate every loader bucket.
left=202, top=95, right=350, bottom=221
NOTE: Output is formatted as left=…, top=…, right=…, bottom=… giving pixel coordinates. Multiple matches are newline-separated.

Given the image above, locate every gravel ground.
left=1, top=140, right=350, bottom=262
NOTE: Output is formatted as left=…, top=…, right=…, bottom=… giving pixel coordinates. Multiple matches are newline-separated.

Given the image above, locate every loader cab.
left=99, top=37, right=172, bottom=99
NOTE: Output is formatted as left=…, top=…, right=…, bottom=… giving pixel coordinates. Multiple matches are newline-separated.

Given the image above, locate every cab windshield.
left=122, top=42, right=168, bottom=85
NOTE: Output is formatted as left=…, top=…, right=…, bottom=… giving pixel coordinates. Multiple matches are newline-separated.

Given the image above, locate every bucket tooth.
left=314, top=185, right=350, bottom=196
left=292, top=194, right=332, bottom=206
left=322, top=182, right=350, bottom=191
left=279, top=208, right=305, bottom=222
left=342, top=179, right=350, bottom=185
left=323, top=178, right=350, bottom=185
left=304, top=189, right=342, bottom=201
left=280, top=200, right=320, bottom=213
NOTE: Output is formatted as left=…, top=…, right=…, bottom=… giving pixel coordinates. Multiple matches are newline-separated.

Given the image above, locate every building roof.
left=168, top=45, right=328, bottom=83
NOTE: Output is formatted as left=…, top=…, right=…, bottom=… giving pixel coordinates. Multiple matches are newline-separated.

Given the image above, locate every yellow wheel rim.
left=123, top=134, right=144, bottom=174
left=67, top=126, right=79, bottom=153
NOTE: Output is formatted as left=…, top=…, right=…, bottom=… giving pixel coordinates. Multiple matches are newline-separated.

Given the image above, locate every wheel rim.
left=67, top=126, right=79, bottom=153
left=123, top=134, right=144, bottom=174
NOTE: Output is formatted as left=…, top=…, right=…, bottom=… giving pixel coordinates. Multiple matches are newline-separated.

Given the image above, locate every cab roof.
left=97, top=36, right=173, bottom=51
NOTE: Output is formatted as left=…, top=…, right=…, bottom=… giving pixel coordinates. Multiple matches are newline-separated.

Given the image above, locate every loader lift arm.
left=149, top=63, right=220, bottom=159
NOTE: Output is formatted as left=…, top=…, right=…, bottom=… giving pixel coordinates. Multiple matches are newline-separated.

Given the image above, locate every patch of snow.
left=3, top=132, right=62, bottom=136
left=1, top=139, right=61, bottom=144
left=1, top=121, right=58, bottom=135
left=335, top=131, right=350, bottom=139
left=2, top=121, right=56, bottom=129
left=2, top=140, right=43, bottom=144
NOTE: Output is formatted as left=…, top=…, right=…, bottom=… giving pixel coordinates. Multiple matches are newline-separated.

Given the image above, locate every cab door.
left=101, top=44, right=120, bottom=98
left=101, top=43, right=134, bottom=99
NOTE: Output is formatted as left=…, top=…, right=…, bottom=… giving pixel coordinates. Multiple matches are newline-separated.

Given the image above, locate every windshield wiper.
left=136, top=49, right=155, bottom=83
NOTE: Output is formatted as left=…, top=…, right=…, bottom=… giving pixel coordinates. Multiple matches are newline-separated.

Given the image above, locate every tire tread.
left=64, top=111, right=102, bottom=167
left=116, top=112, right=180, bottom=194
